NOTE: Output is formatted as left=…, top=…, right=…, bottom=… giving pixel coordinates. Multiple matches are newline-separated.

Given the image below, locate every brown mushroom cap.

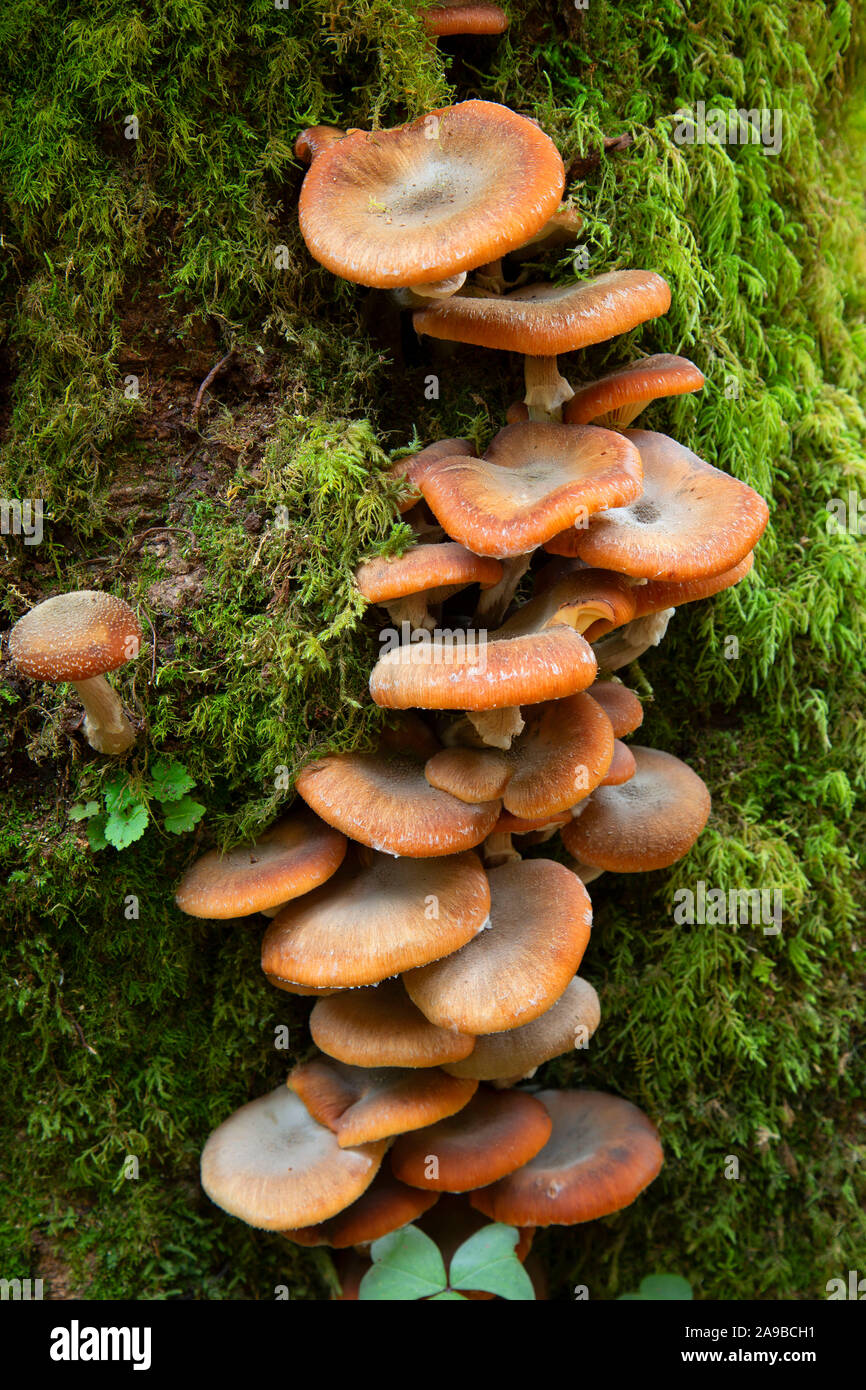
left=294, top=721, right=500, bottom=857
left=415, top=422, right=643, bottom=558
left=413, top=270, right=672, bottom=354
left=200, top=1085, right=385, bottom=1230
left=298, top=101, right=565, bottom=288
left=498, top=691, right=615, bottom=819
left=421, top=1, right=509, bottom=37
left=356, top=542, right=503, bottom=605
left=564, top=354, right=705, bottom=428
left=469, top=1089, right=663, bottom=1226
left=390, top=438, right=474, bottom=512
left=294, top=126, right=347, bottom=165
left=493, top=808, right=571, bottom=834
left=561, top=745, right=711, bottom=871
left=599, top=739, right=636, bottom=786
left=546, top=430, right=769, bottom=579
left=630, top=551, right=755, bottom=618
left=261, top=848, right=491, bottom=988
left=390, top=1086, right=552, bottom=1192
left=283, top=1167, right=439, bottom=1246
left=9, top=590, right=142, bottom=682
left=289, top=1055, right=477, bottom=1147
left=425, top=745, right=512, bottom=804
left=443, top=975, right=600, bottom=1081
left=175, top=809, right=347, bottom=919
left=310, top=978, right=476, bottom=1069
left=404, top=859, right=591, bottom=1034
left=587, top=680, right=644, bottom=737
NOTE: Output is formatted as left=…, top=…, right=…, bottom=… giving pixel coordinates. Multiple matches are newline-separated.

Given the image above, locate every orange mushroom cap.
left=389, top=438, right=474, bottom=512
left=561, top=745, right=711, bottom=871
left=564, top=354, right=705, bottom=428
left=469, top=1089, right=663, bottom=1226
left=390, top=1086, right=552, bottom=1192
left=289, top=1055, right=477, bottom=1147
left=284, top=1167, right=439, bottom=1246
left=310, top=978, right=476, bottom=1069
left=356, top=542, right=503, bottom=605
left=443, top=975, right=601, bottom=1081
left=294, top=126, right=347, bottom=165
left=9, top=590, right=141, bottom=682
left=630, top=551, right=755, bottom=618
left=298, top=102, right=565, bottom=288
left=413, top=270, right=672, bottom=355
left=587, top=679, right=644, bottom=738
left=420, top=1, right=509, bottom=37
left=599, top=738, right=636, bottom=786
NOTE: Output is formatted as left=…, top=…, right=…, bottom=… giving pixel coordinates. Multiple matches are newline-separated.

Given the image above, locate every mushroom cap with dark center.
left=416, top=422, right=642, bottom=559
left=630, top=551, right=755, bottom=617
left=561, top=745, right=711, bottom=871
left=413, top=270, right=671, bottom=354
left=564, top=354, right=705, bottom=428
left=599, top=739, right=636, bottom=786
left=200, top=1085, right=385, bottom=1230
left=587, top=680, right=644, bottom=737
left=356, top=542, right=503, bottom=603
left=295, top=720, right=500, bottom=857
left=289, top=1055, right=477, bottom=1147
left=283, top=1167, right=439, bottom=1246
left=10, top=590, right=142, bottom=682
left=261, top=848, right=491, bottom=988
left=545, top=430, right=769, bottom=580
left=310, top=978, right=476, bottom=1069
left=404, top=858, right=591, bottom=1034
left=421, top=1, right=509, bottom=37
left=469, top=1089, right=663, bottom=1226
left=298, top=101, right=565, bottom=288
left=390, top=1086, right=552, bottom=1192
left=175, top=809, right=347, bottom=919
left=443, top=975, right=600, bottom=1081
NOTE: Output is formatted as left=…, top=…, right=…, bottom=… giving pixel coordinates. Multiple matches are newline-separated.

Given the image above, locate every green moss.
left=1, top=0, right=864, bottom=1300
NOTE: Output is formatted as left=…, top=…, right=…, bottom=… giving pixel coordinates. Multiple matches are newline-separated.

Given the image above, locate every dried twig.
left=190, top=349, right=236, bottom=428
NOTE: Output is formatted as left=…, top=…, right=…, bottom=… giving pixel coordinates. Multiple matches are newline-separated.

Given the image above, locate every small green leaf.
left=86, top=815, right=109, bottom=851
left=638, top=1274, right=693, bottom=1301
left=103, top=776, right=142, bottom=816
left=162, top=795, right=206, bottom=834
left=104, top=803, right=149, bottom=850
left=69, top=801, right=100, bottom=821
left=428, top=1290, right=468, bottom=1300
left=359, top=1226, right=448, bottom=1300
left=449, top=1224, right=535, bottom=1301
left=149, top=758, right=196, bottom=802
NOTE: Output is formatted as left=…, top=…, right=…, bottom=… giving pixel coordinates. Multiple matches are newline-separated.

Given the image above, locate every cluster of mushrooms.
left=176, top=97, right=769, bottom=1296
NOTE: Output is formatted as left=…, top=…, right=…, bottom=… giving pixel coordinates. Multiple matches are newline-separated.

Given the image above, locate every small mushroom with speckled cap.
left=261, top=846, right=490, bottom=989
left=9, top=590, right=142, bottom=754
left=295, top=717, right=500, bottom=857
left=356, top=542, right=503, bottom=631
left=200, top=1085, right=386, bottom=1231
left=564, top=354, right=705, bottom=429
left=282, top=1167, right=439, bottom=1248
left=175, top=808, right=347, bottom=919
left=562, top=745, right=711, bottom=872
left=414, top=270, right=672, bottom=420
left=298, top=101, right=565, bottom=296
left=443, top=976, right=601, bottom=1082
left=469, top=1089, right=663, bottom=1226
left=289, top=1054, right=477, bottom=1147
left=311, top=978, right=476, bottom=1069
left=404, top=858, right=591, bottom=1034
left=390, top=1086, right=552, bottom=1192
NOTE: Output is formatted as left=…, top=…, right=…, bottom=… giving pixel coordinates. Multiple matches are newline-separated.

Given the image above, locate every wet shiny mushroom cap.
left=310, top=978, right=476, bottom=1069
left=261, top=848, right=491, bottom=988
left=630, top=551, right=755, bottom=618
left=9, top=590, right=141, bottom=682
left=175, top=809, right=347, bottom=918
left=413, top=270, right=672, bottom=354
left=356, top=542, right=503, bottom=605
left=564, top=354, right=705, bottom=428
left=289, top=1054, right=478, bottom=1147
left=390, top=1086, right=552, bottom=1192
left=587, top=680, right=644, bottom=738
left=404, top=858, right=591, bottom=1034
left=298, top=101, right=565, bottom=287
left=469, top=1089, right=664, bottom=1226
left=562, top=745, right=711, bottom=872
left=415, top=422, right=643, bottom=559
left=546, top=430, right=769, bottom=579
left=200, top=1085, right=386, bottom=1231
left=283, top=1167, right=439, bottom=1247
left=443, top=975, right=600, bottom=1081
left=498, top=690, right=615, bottom=820
left=389, top=438, right=475, bottom=512
left=599, top=739, right=637, bottom=786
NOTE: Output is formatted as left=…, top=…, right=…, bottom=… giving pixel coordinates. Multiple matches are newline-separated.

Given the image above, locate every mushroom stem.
left=524, top=355, right=574, bottom=422
left=466, top=706, right=525, bottom=750
left=474, top=554, right=532, bottom=627
left=408, top=272, right=468, bottom=302
left=482, top=831, right=521, bottom=867
left=567, top=857, right=606, bottom=885
left=474, top=257, right=507, bottom=295
left=71, top=676, right=137, bottom=755
left=592, top=608, right=675, bottom=672
left=383, top=594, right=437, bottom=633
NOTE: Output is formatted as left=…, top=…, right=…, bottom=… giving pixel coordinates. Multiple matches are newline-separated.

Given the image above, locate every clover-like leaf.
left=449, top=1223, right=535, bottom=1301
left=104, top=802, right=149, bottom=850
left=162, top=795, right=206, bottom=835
left=637, top=1274, right=693, bottom=1301
left=359, top=1226, right=448, bottom=1301
left=149, top=758, right=196, bottom=803
left=86, top=815, right=109, bottom=852
left=69, top=801, right=100, bottom=821
left=103, top=776, right=144, bottom=816
left=428, top=1290, right=468, bottom=1300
